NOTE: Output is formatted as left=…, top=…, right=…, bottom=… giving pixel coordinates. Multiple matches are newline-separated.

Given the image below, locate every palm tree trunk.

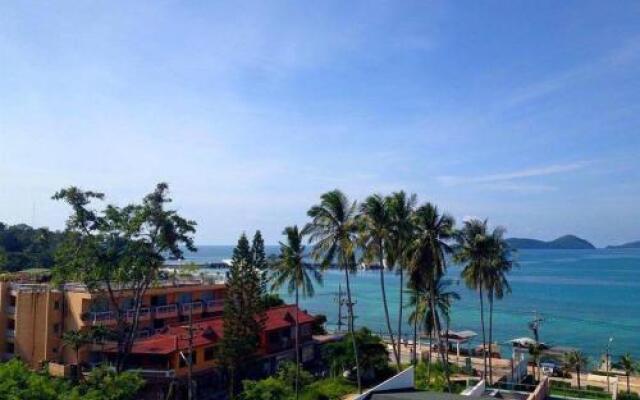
left=379, top=250, right=400, bottom=370
left=413, top=294, right=418, bottom=368
left=627, top=374, right=630, bottom=394
left=479, top=285, right=487, bottom=381
left=295, top=285, right=300, bottom=400
left=431, top=282, right=451, bottom=392
left=577, top=366, right=581, bottom=389
left=398, top=266, right=404, bottom=364
left=427, top=332, right=432, bottom=385
left=344, top=265, right=362, bottom=393
left=488, top=290, right=494, bottom=385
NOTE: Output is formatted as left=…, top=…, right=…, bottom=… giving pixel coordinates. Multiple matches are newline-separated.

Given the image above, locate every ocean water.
left=184, top=246, right=640, bottom=359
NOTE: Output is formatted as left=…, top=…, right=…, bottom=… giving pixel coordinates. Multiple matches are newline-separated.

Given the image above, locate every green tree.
left=53, top=183, right=196, bottom=372
left=65, top=365, right=144, bottom=400
left=241, top=377, right=292, bottom=400
left=358, top=194, right=400, bottom=369
left=62, top=330, right=91, bottom=379
left=485, top=227, right=515, bottom=384
left=407, top=203, right=455, bottom=389
left=385, top=191, right=417, bottom=369
left=251, top=230, right=269, bottom=294
left=407, top=276, right=459, bottom=383
left=619, top=354, right=637, bottom=394
left=322, top=328, right=390, bottom=383
left=271, top=225, right=322, bottom=400
left=454, top=219, right=491, bottom=380
left=528, top=343, right=544, bottom=382
left=304, top=190, right=362, bottom=393
left=219, top=233, right=266, bottom=399
left=563, top=350, right=589, bottom=389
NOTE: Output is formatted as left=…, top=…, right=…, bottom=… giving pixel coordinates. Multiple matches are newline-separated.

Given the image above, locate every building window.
left=53, top=323, right=60, bottom=334
left=52, top=347, right=58, bottom=354
left=7, top=319, right=15, bottom=330
left=178, top=293, right=193, bottom=304
left=9, top=295, right=16, bottom=307
left=54, top=301, right=60, bottom=310
left=204, top=347, right=214, bottom=361
left=6, top=343, right=15, bottom=354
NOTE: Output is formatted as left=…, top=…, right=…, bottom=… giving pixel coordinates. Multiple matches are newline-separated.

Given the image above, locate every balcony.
left=5, top=329, right=15, bottom=339
left=85, top=311, right=116, bottom=326
left=180, top=301, right=204, bottom=314
left=154, top=304, right=178, bottom=319
left=126, top=307, right=151, bottom=322
left=205, top=299, right=224, bottom=313
left=5, top=305, right=15, bottom=314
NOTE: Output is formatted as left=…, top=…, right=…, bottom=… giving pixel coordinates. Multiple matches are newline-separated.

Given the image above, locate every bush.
left=241, top=376, right=292, bottom=400
left=301, top=378, right=356, bottom=400
left=618, top=393, right=640, bottom=400
left=551, top=380, right=572, bottom=389
left=587, top=385, right=606, bottom=392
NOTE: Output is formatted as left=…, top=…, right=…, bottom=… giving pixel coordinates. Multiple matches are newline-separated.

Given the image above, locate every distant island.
left=606, top=240, right=640, bottom=249
left=506, top=234, right=596, bottom=250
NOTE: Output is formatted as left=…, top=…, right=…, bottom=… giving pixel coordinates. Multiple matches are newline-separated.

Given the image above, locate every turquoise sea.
left=185, top=246, right=640, bottom=359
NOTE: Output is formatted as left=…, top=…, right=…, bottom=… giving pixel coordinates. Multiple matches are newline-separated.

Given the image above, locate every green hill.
left=506, top=235, right=595, bottom=250
left=606, top=240, right=640, bottom=249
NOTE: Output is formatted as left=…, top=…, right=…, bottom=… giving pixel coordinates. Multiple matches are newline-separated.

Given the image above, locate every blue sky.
left=1, top=1, right=639, bottom=247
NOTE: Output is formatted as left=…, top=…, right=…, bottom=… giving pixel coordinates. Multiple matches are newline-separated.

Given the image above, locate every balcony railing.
left=206, top=299, right=224, bottom=312
left=154, top=304, right=178, bottom=318
left=86, top=311, right=116, bottom=325
left=126, top=307, right=151, bottom=321
left=181, top=302, right=204, bottom=314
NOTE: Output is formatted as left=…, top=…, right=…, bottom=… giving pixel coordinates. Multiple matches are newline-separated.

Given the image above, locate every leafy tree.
left=619, top=354, right=637, bottom=394
left=271, top=225, right=322, bottom=400
left=304, top=190, right=362, bottom=393
left=53, top=183, right=196, bottom=372
left=218, top=233, right=266, bottom=399
left=385, top=191, right=417, bottom=371
left=61, top=330, right=91, bottom=379
left=407, top=203, right=455, bottom=389
left=358, top=194, right=400, bottom=369
left=262, top=293, right=286, bottom=308
left=0, top=223, right=64, bottom=271
left=276, top=362, right=315, bottom=391
left=65, top=365, right=144, bottom=400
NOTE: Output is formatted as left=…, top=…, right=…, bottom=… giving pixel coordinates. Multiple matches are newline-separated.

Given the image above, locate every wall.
left=461, top=380, right=486, bottom=397
left=354, top=367, right=415, bottom=400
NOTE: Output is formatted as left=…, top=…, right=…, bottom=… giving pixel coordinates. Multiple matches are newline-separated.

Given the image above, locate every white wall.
left=354, top=367, right=415, bottom=400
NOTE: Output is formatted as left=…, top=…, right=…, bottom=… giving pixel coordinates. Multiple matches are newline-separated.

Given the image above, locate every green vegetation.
left=241, top=362, right=356, bottom=400
left=271, top=225, right=323, bottom=400
left=415, top=361, right=466, bottom=393
left=563, top=350, right=589, bottom=389
left=619, top=353, right=638, bottom=394
left=0, top=222, right=63, bottom=272
left=218, top=233, right=266, bottom=398
left=0, top=359, right=143, bottom=400
left=550, top=380, right=611, bottom=400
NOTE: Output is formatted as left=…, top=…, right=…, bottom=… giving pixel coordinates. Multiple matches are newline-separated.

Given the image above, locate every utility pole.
left=528, top=311, right=544, bottom=343
left=606, top=337, right=613, bottom=393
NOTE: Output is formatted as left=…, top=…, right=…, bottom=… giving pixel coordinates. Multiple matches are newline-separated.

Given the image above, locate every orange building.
left=0, top=277, right=226, bottom=369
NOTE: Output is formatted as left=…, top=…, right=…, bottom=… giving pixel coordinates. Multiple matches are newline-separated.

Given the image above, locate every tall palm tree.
left=358, top=194, right=400, bottom=369
left=528, top=343, right=544, bottom=382
left=271, top=225, right=322, bottom=400
left=485, top=227, right=515, bottom=384
left=619, top=353, right=636, bottom=394
left=564, top=350, right=589, bottom=389
left=455, top=219, right=491, bottom=380
left=407, top=203, right=456, bottom=390
left=62, top=330, right=90, bottom=380
left=407, top=277, right=460, bottom=384
left=304, top=190, right=362, bottom=393
left=386, top=191, right=417, bottom=364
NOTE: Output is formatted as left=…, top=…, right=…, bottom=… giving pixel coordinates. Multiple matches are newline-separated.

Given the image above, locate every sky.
left=1, top=1, right=639, bottom=247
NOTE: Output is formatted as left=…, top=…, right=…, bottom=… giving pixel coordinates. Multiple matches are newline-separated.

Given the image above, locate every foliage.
left=0, top=222, right=64, bottom=272
left=301, top=378, right=357, bottom=400
left=53, top=183, right=196, bottom=372
left=218, top=233, right=266, bottom=398
left=415, top=361, right=464, bottom=392
left=241, top=376, right=292, bottom=400
left=322, top=327, right=391, bottom=383
left=276, top=361, right=315, bottom=390
left=262, top=293, right=285, bottom=308
left=563, top=350, right=589, bottom=389
left=0, top=359, right=143, bottom=400
left=311, top=314, right=328, bottom=335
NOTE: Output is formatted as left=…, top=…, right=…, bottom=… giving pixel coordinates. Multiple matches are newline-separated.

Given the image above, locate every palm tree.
left=485, top=228, right=515, bottom=384
left=619, top=353, right=636, bottom=394
left=358, top=194, right=400, bottom=370
left=407, top=203, right=456, bottom=390
left=564, top=350, right=588, bottom=389
left=407, top=276, right=460, bottom=385
left=455, top=219, right=491, bottom=380
left=271, top=225, right=322, bottom=400
left=304, top=190, right=362, bottom=393
left=386, top=191, right=417, bottom=365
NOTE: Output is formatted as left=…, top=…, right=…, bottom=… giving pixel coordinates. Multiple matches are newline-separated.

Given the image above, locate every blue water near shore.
left=185, top=246, right=640, bottom=359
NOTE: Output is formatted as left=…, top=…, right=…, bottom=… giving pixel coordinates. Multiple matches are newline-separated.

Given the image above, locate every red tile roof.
left=105, top=304, right=315, bottom=356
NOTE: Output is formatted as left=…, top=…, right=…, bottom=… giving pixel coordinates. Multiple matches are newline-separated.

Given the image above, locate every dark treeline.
left=0, top=222, right=63, bottom=271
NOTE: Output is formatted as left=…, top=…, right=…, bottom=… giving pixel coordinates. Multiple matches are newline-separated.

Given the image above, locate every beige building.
left=0, top=277, right=227, bottom=369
